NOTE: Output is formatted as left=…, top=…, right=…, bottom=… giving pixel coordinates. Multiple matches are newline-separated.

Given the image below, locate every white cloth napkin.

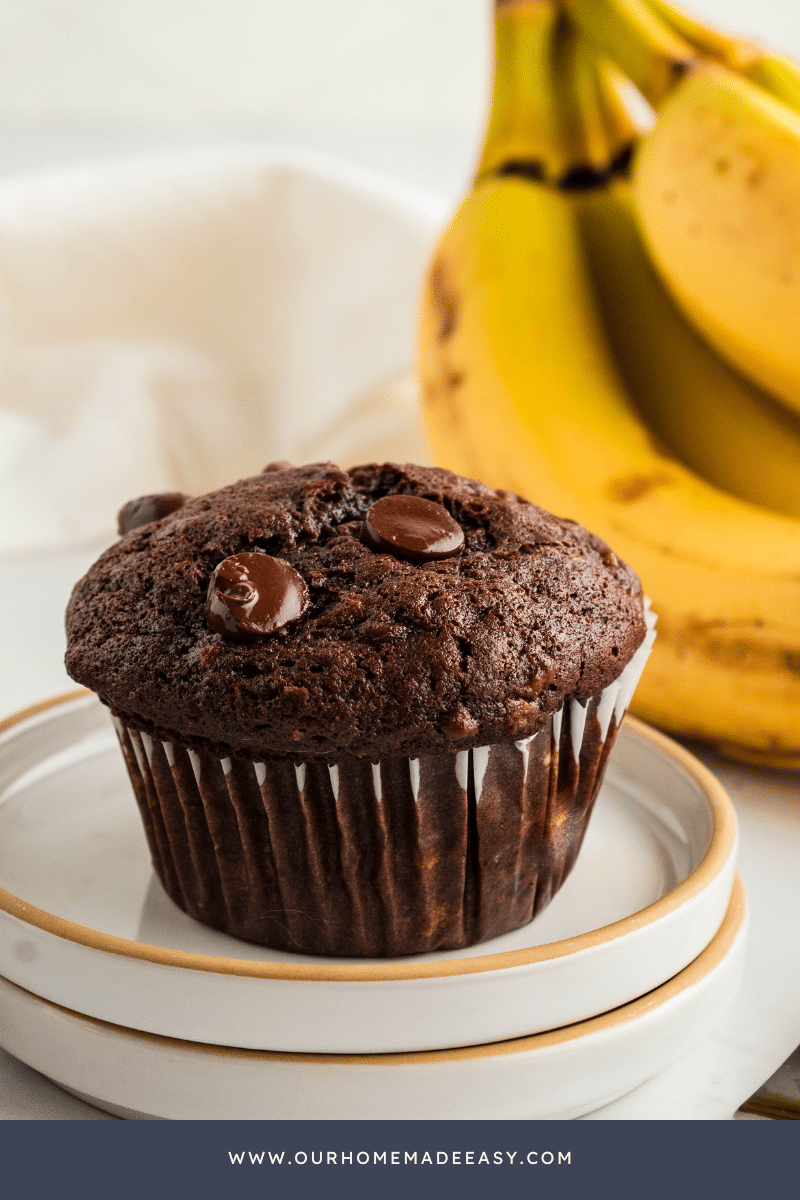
left=0, top=148, right=446, bottom=553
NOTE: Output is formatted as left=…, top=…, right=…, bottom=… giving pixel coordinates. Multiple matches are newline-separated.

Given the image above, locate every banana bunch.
left=567, top=0, right=800, bottom=413
left=418, top=0, right=800, bottom=769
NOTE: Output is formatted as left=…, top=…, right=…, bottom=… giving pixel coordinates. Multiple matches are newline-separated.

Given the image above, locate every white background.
left=0, top=1, right=793, bottom=194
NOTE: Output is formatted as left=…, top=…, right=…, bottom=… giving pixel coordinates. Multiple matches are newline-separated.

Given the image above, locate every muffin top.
left=65, top=461, right=646, bottom=762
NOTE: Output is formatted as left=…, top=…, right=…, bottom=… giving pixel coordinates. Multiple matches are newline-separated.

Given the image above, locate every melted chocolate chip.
left=117, top=492, right=188, bottom=535
left=361, top=495, right=464, bottom=564
left=205, top=552, right=310, bottom=641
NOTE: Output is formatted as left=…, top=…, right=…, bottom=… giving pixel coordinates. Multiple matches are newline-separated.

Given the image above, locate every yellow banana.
left=579, top=177, right=800, bottom=520
left=420, top=174, right=800, bottom=768
left=418, top=2, right=800, bottom=767
left=632, top=63, right=800, bottom=418
left=566, top=0, right=800, bottom=416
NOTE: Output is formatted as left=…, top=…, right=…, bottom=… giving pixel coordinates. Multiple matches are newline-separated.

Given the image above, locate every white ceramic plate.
left=0, top=692, right=738, bottom=1053
left=0, top=879, right=746, bottom=1120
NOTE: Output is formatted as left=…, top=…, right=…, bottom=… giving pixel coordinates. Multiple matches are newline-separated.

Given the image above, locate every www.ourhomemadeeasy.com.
left=229, top=1150, right=571, bottom=1166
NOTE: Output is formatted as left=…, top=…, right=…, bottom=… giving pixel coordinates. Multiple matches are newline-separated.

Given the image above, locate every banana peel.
left=580, top=180, right=800, bottom=520
left=419, top=173, right=800, bottom=770
left=419, top=0, right=800, bottom=769
left=632, top=63, right=800, bottom=419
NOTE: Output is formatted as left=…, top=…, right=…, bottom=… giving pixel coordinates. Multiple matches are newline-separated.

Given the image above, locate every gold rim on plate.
left=0, top=690, right=737, bottom=984
left=1, top=876, right=745, bottom=1064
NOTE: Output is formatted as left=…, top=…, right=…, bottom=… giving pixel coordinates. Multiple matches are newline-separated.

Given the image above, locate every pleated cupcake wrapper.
left=114, top=603, right=656, bottom=957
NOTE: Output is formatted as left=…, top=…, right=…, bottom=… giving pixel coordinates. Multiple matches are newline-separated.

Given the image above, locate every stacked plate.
left=0, top=691, right=744, bottom=1120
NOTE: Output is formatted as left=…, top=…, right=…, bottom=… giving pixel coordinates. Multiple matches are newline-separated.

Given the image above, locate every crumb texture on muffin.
left=65, top=462, right=646, bottom=761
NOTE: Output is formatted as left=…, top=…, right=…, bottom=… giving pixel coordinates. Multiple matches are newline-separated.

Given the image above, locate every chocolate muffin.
left=65, top=461, right=654, bottom=957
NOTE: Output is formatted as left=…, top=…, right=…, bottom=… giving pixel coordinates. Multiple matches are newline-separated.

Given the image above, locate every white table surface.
left=0, top=541, right=798, bottom=1122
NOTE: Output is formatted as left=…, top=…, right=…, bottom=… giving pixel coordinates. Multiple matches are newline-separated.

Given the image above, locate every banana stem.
left=562, top=0, right=695, bottom=106
left=477, top=0, right=562, bottom=180
left=554, top=27, right=614, bottom=178
left=643, top=0, right=800, bottom=115
left=646, top=0, right=761, bottom=71
left=595, top=56, right=644, bottom=165
left=478, top=0, right=640, bottom=186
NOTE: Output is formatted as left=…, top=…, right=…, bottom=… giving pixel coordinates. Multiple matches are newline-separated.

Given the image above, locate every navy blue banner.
left=0, top=1119, right=794, bottom=1200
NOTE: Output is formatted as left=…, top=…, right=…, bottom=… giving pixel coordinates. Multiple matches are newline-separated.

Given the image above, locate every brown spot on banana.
left=429, top=258, right=459, bottom=341
left=674, top=617, right=799, bottom=674
left=605, top=473, right=673, bottom=502
left=714, top=740, right=800, bottom=771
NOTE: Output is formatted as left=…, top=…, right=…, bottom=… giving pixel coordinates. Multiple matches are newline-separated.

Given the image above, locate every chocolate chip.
left=205, top=552, right=310, bottom=640
left=361, top=495, right=464, bottom=564
left=117, top=492, right=188, bottom=535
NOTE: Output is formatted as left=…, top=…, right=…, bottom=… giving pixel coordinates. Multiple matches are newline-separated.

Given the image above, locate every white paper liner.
left=114, top=604, right=656, bottom=810
left=113, top=605, right=656, bottom=956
